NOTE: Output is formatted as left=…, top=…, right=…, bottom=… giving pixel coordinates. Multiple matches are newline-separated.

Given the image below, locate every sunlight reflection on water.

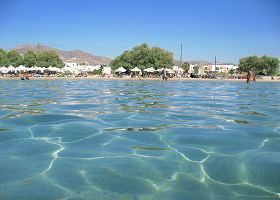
left=0, top=80, right=280, bottom=200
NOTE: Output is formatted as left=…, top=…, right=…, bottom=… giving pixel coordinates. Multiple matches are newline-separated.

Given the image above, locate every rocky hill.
left=11, top=44, right=112, bottom=65
left=9, top=44, right=235, bottom=66
left=173, top=60, right=236, bottom=66
left=173, top=60, right=213, bottom=66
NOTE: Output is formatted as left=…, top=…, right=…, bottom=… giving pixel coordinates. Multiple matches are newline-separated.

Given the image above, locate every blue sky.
left=0, top=0, right=279, bottom=63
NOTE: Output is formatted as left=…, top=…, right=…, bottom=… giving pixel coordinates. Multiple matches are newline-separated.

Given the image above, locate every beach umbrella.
left=62, top=66, right=76, bottom=73
left=131, top=67, right=141, bottom=72
left=7, top=65, right=14, bottom=71
left=48, top=66, right=61, bottom=72
left=156, top=68, right=163, bottom=72
left=74, top=70, right=80, bottom=75
left=28, top=66, right=37, bottom=71
left=47, top=66, right=54, bottom=71
left=172, top=66, right=179, bottom=71
left=172, top=66, right=184, bottom=75
left=177, top=68, right=184, bottom=73
left=168, top=70, right=175, bottom=74
left=0, top=67, right=8, bottom=73
left=31, top=66, right=44, bottom=72
left=85, top=65, right=100, bottom=72
left=149, top=67, right=155, bottom=72
left=92, top=65, right=101, bottom=71
left=57, top=68, right=62, bottom=73
left=54, top=67, right=62, bottom=72
left=32, top=66, right=37, bottom=70
left=39, top=67, right=46, bottom=73
left=144, top=67, right=155, bottom=73
left=102, top=67, right=112, bottom=76
left=131, top=67, right=142, bottom=76
left=102, top=67, right=112, bottom=75
left=17, top=65, right=27, bottom=72
left=7, top=65, right=16, bottom=72
left=115, top=67, right=126, bottom=73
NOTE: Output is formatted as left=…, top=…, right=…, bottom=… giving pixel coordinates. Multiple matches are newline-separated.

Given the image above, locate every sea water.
left=0, top=80, right=279, bottom=200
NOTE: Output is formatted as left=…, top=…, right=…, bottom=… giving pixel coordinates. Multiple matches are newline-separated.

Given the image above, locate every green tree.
left=238, top=55, right=279, bottom=75
left=111, top=43, right=173, bottom=71
left=238, top=57, right=249, bottom=72
left=263, top=56, right=279, bottom=75
left=111, top=50, right=134, bottom=70
left=182, top=61, right=190, bottom=70
left=194, top=65, right=200, bottom=74
left=23, top=50, right=37, bottom=67
left=228, top=69, right=235, bottom=76
left=36, top=50, right=64, bottom=68
left=149, top=46, right=173, bottom=69
left=7, top=50, right=23, bottom=67
left=0, top=49, right=9, bottom=67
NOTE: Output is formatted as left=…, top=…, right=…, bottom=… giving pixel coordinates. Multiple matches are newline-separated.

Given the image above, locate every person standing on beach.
left=184, top=68, right=189, bottom=78
left=137, top=71, right=142, bottom=80
left=162, top=66, right=167, bottom=82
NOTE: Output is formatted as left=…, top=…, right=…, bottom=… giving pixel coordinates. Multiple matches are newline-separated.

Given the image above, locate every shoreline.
left=1, top=76, right=279, bottom=82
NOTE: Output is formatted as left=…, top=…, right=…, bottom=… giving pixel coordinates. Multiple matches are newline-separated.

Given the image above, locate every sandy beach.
left=1, top=76, right=280, bottom=82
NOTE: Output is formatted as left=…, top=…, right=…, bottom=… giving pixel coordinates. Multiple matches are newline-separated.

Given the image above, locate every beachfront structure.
left=144, top=67, right=155, bottom=73
left=115, top=67, right=126, bottom=73
left=61, top=65, right=101, bottom=74
left=212, top=65, right=239, bottom=73
left=190, top=64, right=239, bottom=75
left=189, top=64, right=202, bottom=74
left=64, top=62, right=78, bottom=68
left=63, top=62, right=101, bottom=73
left=102, top=67, right=111, bottom=77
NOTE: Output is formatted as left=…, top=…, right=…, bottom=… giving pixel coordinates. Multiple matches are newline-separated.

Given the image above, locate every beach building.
left=102, top=66, right=112, bottom=77
left=64, top=62, right=78, bottom=68
left=212, top=65, right=239, bottom=73
left=202, top=65, right=215, bottom=73
left=189, top=64, right=202, bottom=74
left=189, top=64, right=239, bottom=75
left=200, top=64, right=239, bottom=74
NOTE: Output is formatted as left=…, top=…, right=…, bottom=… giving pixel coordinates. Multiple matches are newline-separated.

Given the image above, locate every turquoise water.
left=0, top=80, right=279, bottom=200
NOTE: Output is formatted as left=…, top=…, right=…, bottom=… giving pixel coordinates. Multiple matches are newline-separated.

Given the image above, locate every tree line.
left=111, top=43, right=174, bottom=70
left=239, top=55, right=279, bottom=75
left=0, top=49, right=64, bottom=68
left=111, top=43, right=280, bottom=76
left=2, top=45, right=278, bottom=75
left=111, top=43, right=193, bottom=71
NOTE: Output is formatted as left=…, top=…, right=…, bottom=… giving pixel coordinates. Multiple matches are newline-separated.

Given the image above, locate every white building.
left=189, top=64, right=239, bottom=75
left=200, top=64, right=238, bottom=74
left=64, top=62, right=78, bottom=68
left=189, top=64, right=201, bottom=74
left=212, top=65, right=238, bottom=73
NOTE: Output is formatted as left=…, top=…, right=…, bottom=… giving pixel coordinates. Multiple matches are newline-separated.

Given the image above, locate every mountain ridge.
left=7, top=44, right=236, bottom=66
left=10, top=44, right=112, bottom=65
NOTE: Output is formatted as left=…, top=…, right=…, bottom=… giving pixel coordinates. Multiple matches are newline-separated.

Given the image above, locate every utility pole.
left=215, top=56, right=217, bottom=71
left=179, top=44, right=183, bottom=68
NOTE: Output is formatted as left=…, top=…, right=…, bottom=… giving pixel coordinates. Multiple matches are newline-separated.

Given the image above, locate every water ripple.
left=0, top=80, right=279, bottom=199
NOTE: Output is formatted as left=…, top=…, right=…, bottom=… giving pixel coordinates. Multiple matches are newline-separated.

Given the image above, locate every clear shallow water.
left=0, top=80, right=280, bottom=200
